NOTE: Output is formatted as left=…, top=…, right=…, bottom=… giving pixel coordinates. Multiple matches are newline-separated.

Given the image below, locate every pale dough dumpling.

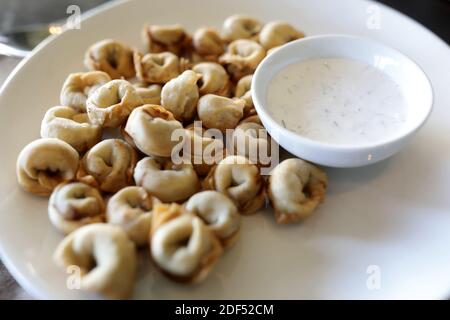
left=134, top=157, right=199, bottom=203
left=86, top=79, right=143, bottom=128
left=134, top=51, right=189, bottom=84
left=48, top=182, right=105, bottom=235
left=84, top=39, right=135, bottom=79
left=268, top=158, right=328, bottom=224
left=142, top=24, right=190, bottom=55
left=203, top=155, right=265, bottom=215
left=183, top=124, right=225, bottom=176
left=134, top=83, right=162, bottom=105
left=123, top=104, right=184, bottom=157
left=77, top=139, right=137, bottom=193
left=266, top=45, right=281, bottom=55
left=219, top=39, right=265, bottom=80
left=192, top=27, right=224, bottom=60
left=197, top=94, right=245, bottom=131
left=53, top=223, right=137, bottom=299
left=232, top=121, right=271, bottom=166
left=192, top=62, right=230, bottom=96
left=107, top=186, right=156, bottom=247
left=16, top=138, right=79, bottom=196
left=222, top=15, right=263, bottom=42
left=161, top=70, right=200, bottom=121
left=185, top=191, right=240, bottom=248
left=239, top=114, right=262, bottom=125
left=60, top=71, right=111, bottom=112
left=258, top=21, right=305, bottom=50
left=234, top=74, right=255, bottom=117
left=150, top=203, right=222, bottom=283
left=40, top=106, right=102, bottom=153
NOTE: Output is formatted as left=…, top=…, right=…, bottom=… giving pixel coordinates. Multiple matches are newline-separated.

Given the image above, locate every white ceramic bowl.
left=252, top=35, right=433, bottom=167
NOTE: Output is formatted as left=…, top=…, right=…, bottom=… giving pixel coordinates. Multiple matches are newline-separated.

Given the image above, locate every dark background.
left=0, top=1, right=448, bottom=44
left=376, top=0, right=450, bottom=43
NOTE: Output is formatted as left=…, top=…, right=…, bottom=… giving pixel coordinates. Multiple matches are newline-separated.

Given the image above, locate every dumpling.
left=192, top=62, right=231, bottom=96
left=123, top=104, right=184, bottom=157
left=134, top=83, right=162, bottom=105
left=86, top=79, right=143, bottom=128
left=53, top=224, right=136, bottom=299
left=150, top=203, right=222, bottom=283
left=192, top=27, right=224, bottom=60
left=222, top=15, right=263, bottom=42
left=234, top=74, right=255, bottom=117
left=160, top=70, right=200, bottom=121
left=219, top=39, right=265, bottom=80
left=134, top=156, right=199, bottom=203
left=203, top=155, right=265, bottom=215
left=107, top=186, right=158, bottom=247
left=142, top=24, right=190, bottom=55
left=185, top=191, right=240, bottom=248
left=182, top=123, right=224, bottom=176
left=197, top=94, right=245, bottom=131
left=77, top=139, right=137, bottom=193
left=134, top=51, right=189, bottom=84
left=60, top=71, right=111, bottom=112
left=40, top=106, right=102, bottom=153
left=258, top=21, right=305, bottom=50
left=268, top=158, right=327, bottom=224
left=16, top=138, right=79, bottom=196
left=48, top=182, right=105, bottom=234
left=232, top=120, right=271, bottom=166
left=84, top=39, right=135, bottom=79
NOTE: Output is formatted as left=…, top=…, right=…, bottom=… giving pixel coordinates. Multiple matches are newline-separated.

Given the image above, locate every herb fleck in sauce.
left=267, top=58, right=408, bottom=145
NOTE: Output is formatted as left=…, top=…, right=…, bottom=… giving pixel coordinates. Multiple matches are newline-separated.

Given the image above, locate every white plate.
left=0, top=0, right=449, bottom=299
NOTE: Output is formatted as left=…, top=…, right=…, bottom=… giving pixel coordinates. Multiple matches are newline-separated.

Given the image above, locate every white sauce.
left=266, top=58, right=408, bottom=145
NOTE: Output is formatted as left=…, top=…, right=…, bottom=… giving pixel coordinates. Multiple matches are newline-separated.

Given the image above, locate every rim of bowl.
left=251, top=34, right=434, bottom=152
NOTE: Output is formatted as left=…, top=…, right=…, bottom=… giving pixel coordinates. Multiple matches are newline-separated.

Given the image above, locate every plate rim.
left=0, top=0, right=449, bottom=299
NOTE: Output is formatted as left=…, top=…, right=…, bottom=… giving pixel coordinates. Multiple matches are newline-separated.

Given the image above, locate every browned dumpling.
left=54, top=224, right=137, bottom=299
left=192, top=27, right=225, bottom=60
left=183, top=123, right=225, bottom=176
left=192, top=62, right=231, bottom=96
left=134, top=83, right=162, bottom=105
left=222, top=15, right=263, bottom=42
left=48, top=182, right=105, bottom=235
left=134, top=156, right=199, bottom=203
left=86, top=79, right=143, bottom=128
left=258, top=21, right=305, bottom=50
left=107, top=186, right=158, bottom=247
left=77, top=139, right=137, bottom=193
left=161, top=70, right=200, bottom=121
left=134, top=51, right=189, bottom=84
left=84, top=39, right=135, bottom=79
left=142, top=24, right=191, bottom=55
left=219, top=39, right=265, bottom=80
left=203, top=155, right=265, bottom=215
left=150, top=203, right=222, bottom=283
left=268, top=158, right=327, bottom=224
left=16, top=138, right=79, bottom=196
left=197, top=94, right=245, bottom=131
left=185, top=191, right=241, bottom=248
left=60, top=71, right=111, bottom=112
left=40, top=106, right=102, bottom=153
left=234, top=74, right=255, bottom=117
left=123, top=104, right=184, bottom=157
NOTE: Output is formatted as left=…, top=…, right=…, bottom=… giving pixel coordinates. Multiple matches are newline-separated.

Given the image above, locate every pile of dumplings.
left=15, top=15, right=328, bottom=299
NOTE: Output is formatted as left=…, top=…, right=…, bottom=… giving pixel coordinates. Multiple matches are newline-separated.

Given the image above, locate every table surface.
left=0, top=56, right=31, bottom=300
left=0, top=0, right=448, bottom=300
